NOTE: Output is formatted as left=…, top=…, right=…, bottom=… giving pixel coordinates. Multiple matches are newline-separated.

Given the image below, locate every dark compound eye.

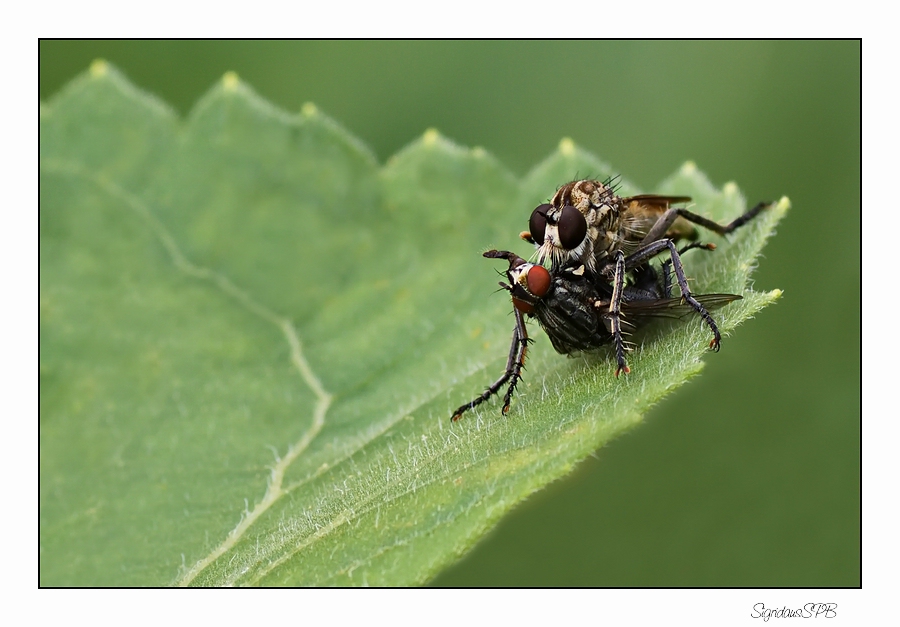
left=558, top=205, right=587, bottom=250
left=528, top=204, right=551, bottom=245
left=526, top=265, right=551, bottom=298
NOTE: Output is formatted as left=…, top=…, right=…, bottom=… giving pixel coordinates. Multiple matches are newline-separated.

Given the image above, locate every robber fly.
left=450, top=243, right=743, bottom=422
left=523, top=178, right=770, bottom=370
left=450, top=178, right=770, bottom=422
left=524, top=178, right=768, bottom=273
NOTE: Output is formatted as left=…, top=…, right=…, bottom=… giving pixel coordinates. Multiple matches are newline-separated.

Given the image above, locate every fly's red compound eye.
left=529, top=204, right=551, bottom=245
left=558, top=205, right=587, bottom=250
left=526, top=264, right=551, bottom=298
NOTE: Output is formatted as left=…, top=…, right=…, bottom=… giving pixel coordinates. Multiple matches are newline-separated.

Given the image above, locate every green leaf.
left=40, top=62, right=786, bottom=586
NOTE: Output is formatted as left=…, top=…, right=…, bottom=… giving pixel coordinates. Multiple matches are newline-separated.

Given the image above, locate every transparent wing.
left=622, top=293, right=741, bottom=320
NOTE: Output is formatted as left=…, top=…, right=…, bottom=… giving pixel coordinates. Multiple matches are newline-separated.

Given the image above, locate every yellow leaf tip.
left=301, top=102, right=318, bottom=117
left=681, top=161, right=697, bottom=175
left=422, top=128, right=441, bottom=146
left=723, top=181, right=739, bottom=196
left=776, top=196, right=791, bottom=211
left=222, top=71, right=240, bottom=91
left=89, top=59, right=109, bottom=78
left=558, top=137, right=576, bottom=156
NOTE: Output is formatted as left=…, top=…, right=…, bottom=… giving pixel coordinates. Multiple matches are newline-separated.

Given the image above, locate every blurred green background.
left=39, top=41, right=860, bottom=586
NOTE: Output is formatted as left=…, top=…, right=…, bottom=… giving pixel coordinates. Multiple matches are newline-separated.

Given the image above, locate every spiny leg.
left=501, top=307, right=531, bottom=415
left=661, top=241, right=717, bottom=297
left=623, top=239, right=724, bottom=349
left=607, top=250, right=630, bottom=377
left=451, top=308, right=530, bottom=421
left=639, top=201, right=771, bottom=247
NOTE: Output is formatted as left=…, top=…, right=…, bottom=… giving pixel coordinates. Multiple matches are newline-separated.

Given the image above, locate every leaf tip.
left=422, top=127, right=442, bottom=146
left=775, top=196, right=791, bottom=213
left=723, top=181, right=739, bottom=197
left=558, top=137, right=576, bottom=156
left=221, top=71, right=240, bottom=91
left=301, top=102, right=318, bottom=117
left=89, top=58, right=109, bottom=78
left=680, top=160, right=698, bottom=175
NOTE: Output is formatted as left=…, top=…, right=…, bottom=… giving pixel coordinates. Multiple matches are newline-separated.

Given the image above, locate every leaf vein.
left=40, top=160, right=333, bottom=587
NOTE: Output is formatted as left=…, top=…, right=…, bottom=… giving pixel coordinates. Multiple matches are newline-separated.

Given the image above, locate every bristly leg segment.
left=451, top=307, right=531, bottom=422
left=607, top=250, right=630, bottom=377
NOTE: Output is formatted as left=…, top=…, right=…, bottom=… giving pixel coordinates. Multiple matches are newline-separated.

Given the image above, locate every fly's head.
left=483, top=250, right=551, bottom=314
left=523, top=179, right=622, bottom=270
left=526, top=202, right=589, bottom=270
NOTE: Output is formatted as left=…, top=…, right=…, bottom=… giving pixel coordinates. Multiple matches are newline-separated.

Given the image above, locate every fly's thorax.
left=552, top=180, right=622, bottom=226
left=585, top=221, right=629, bottom=265
left=532, top=262, right=612, bottom=354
